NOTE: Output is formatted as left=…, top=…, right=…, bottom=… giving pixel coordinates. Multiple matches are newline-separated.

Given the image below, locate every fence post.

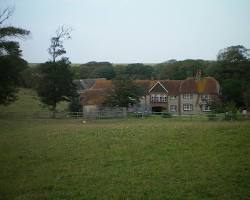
left=123, top=107, right=127, bottom=118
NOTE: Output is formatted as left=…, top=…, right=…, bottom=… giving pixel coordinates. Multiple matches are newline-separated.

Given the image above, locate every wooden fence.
left=0, top=110, right=247, bottom=121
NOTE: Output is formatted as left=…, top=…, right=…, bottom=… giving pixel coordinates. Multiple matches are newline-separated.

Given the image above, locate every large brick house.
left=78, top=76, right=220, bottom=115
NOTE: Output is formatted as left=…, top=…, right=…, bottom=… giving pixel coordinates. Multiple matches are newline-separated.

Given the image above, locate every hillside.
left=0, top=88, right=68, bottom=112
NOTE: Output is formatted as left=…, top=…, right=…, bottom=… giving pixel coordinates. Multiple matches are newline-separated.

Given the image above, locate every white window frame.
left=183, top=104, right=193, bottom=111
left=151, top=94, right=168, bottom=103
left=202, top=104, right=211, bottom=112
left=170, top=105, right=177, bottom=112
left=150, top=94, right=155, bottom=102
left=169, top=95, right=177, bottom=100
left=183, top=93, right=193, bottom=99
left=163, top=95, right=167, bottom=102
left=201, top=95, right=211, bottom=101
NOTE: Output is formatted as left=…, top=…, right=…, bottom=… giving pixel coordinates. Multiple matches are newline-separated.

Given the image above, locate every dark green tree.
left=37, top=58, right=76, bottom=112
left=216, top=45, right=250, bottom=107
left=75, top=61, right=115, bottom=80
left=103, top=77, right=143, bottom=108
left=0, top=7, right=30, bottom=105
left=217, top=45, right=249, bottom=63
left=117, top=63, right=153, bottom=80
left=68, top=95, right=82, bottom=112
left=36, top=26, right=76, bottom=114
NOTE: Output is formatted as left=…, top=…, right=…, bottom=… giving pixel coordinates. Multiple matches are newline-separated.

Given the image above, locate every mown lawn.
left=0, top=118, right=249, bottom=200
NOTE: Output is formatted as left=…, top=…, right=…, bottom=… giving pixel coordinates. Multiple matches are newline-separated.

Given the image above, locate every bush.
left=224, top=111, right=237, bottom=120
left=223, top=102, right=238, bottom=120
left=162, top=112, right=172, bottom=118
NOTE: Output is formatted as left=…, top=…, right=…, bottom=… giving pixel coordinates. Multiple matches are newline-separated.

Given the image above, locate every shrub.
left=162, top=112, right=172, bottom=118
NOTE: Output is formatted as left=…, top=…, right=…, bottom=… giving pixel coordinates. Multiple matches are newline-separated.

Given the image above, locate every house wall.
left=83, top=105, right=99, bottom=114
left=180, top=93, right=202, bottom=115
left=168, top=96, right=179, bottom=115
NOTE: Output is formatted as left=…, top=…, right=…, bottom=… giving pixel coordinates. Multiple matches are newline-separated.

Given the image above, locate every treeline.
left=70, top=60, right=215, bottom=80
left=19, top=45, right=250, bottom=110
left=20, top=59, right=217, bottom=87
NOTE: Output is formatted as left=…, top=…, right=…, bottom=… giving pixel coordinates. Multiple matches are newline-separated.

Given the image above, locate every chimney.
left=195, top=69, right=202, bottom=80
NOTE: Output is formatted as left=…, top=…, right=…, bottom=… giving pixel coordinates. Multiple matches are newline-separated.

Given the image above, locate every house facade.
left=78, top=77, right=220, bottom=115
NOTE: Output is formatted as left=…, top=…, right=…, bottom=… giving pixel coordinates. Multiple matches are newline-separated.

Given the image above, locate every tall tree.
left=48, top=25, right=72, bottom=62
left=0, top=7, right=30, bottom=105
left=36, top=26, right=76, bottom=114
left=216, top=45, right=250, bottom=107
left=217, top=45, right=249, bottom=63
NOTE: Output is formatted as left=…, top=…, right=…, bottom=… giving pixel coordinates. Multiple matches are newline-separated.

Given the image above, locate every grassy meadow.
left=0, top=118, right=250, bottom=200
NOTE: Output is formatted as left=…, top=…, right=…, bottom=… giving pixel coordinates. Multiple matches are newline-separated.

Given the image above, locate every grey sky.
left=1, top=0, right=250, bottom=63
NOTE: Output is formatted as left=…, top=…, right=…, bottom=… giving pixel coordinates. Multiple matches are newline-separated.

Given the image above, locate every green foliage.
left=74, top=61, right=115, bottom=80
left=223, top=102, right=238, bottom=120
left=36, top=59, right=76, bottom=111
left=221, top=79, right=243, bottom=106
left=104, top=77, right=143, bottom=108
left=161, top=112, right=172, bottom=118
left=19, top=66, right=39, bottom=88
left=243, top=86, right=250, bottom=110
left=0, top=55, right=28, bottom=105
left=215, top=45, right=250, bottom=108
left=68, top=95, right=82, bottom=112
left=0, top=7, right=30, bottom=105
left=217, top=45, right=249, bottom=63
left=117, top=63, right=153, bottom=79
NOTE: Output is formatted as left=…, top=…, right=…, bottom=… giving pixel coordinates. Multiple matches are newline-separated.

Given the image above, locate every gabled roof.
left=80, top=89, right=108, bottom=105
left=149, top=81, right=168, bottom=93
left=73, top=78, right=105, bottom=92
left=90, top=79, right=113, bottom=90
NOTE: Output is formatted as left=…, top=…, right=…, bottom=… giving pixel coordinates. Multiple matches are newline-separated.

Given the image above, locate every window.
left=151, top=94, right=155, bottom=102
left=202, top=105, right=211, bottom=112
left=156, top=94, right=161, bottom=102
left=150, top=94, right=168, bottom=103
left=201, top=95, right=211, bottom=101
left=183, top=104, right=193, bottom=111
left=170, top=105, right=177, bottom=112
left=183, top=94, right=193, bottom=99
left=163, top=95, right=167, bottom=102
left=169, top=96, right=177, bottom=100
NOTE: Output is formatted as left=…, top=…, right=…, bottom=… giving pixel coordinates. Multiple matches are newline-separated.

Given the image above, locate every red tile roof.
left=80, top=77, right=220, bottom=105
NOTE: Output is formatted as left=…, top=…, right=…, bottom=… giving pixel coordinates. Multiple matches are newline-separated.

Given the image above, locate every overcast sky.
left=1, top=0, right=250, bottom=63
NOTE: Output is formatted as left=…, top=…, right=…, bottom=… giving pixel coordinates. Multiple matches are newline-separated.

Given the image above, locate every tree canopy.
left=0, top=7, right=30, bottom=105
left=104, top=77, right=143, bottom=108
left=36, top=26, right=76, bottom=113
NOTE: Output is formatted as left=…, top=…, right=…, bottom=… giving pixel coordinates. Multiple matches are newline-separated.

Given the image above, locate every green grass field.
left=0, top=118, right=249, bottom=200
